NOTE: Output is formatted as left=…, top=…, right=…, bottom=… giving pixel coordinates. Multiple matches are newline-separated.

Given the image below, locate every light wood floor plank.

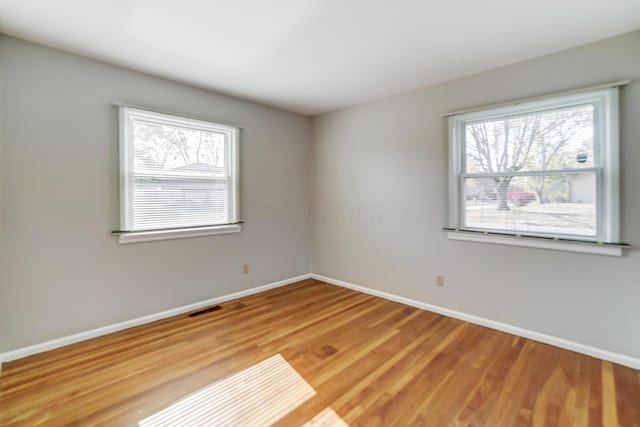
left=1, top=279, right=638, bottom=426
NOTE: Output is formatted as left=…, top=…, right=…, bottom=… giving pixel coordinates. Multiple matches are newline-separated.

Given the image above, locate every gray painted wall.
left=2, top=31, right=639, bottom=360
left=0, top=36, right=312, bottom=353
left=312, top=31, right=640, bottom=358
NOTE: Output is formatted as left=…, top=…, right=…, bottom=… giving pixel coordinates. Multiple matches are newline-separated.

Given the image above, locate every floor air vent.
left=188, top=305, right=222, bottom=317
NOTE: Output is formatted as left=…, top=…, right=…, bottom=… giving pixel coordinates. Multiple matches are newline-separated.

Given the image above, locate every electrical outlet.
left=243, top=264, right=249, bottom=274
left=436, top=275, right=445, bottom=287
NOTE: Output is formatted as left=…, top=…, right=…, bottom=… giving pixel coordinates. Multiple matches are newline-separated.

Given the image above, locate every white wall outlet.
left=243, top=264, right=249, bottom=274
left=436, top=275, right=445, bottom=287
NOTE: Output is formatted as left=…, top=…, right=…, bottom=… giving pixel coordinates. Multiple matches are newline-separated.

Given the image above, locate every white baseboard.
left=0, top=274, right=312, bottom=364
left=3, top=272, right=637, bottom=371
left=311, top=274, right=640, bottom=370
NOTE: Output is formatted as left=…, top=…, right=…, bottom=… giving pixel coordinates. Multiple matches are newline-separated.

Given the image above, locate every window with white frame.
left=118, top=107, right=240, bottom=241
left=448, top=88, right=620, bottom=246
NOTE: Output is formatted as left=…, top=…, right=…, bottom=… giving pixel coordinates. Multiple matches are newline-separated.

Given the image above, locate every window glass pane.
left=133, top=177, right=229, bottom=230
left=463, top=174, right=596, bottom=237
left=464, top=104, right=594, bottom=173
left=133, top=121, right=226, bottom=177
left=130, top=119, right=230, bottom=230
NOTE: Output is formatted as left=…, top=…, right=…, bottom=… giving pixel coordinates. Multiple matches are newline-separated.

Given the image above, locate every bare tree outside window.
left=462, top=104, right=597, bottom=236
left=133, top=122, right=226, bottom=174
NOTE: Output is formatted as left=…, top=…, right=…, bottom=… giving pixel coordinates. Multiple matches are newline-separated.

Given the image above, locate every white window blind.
left=119, top=107, right=239, bottom=233
left=448, top=88, right=620, bottom=244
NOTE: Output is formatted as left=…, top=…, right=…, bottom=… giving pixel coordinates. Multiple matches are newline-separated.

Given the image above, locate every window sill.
left=447, top=230, right=627, bottom=256
left=117, top=224, right=242, bottom=244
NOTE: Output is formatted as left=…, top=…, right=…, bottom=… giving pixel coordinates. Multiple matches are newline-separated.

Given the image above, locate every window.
left=448, top=88, right=621, bottom=253
left=118, top=107, right=240, bottom=243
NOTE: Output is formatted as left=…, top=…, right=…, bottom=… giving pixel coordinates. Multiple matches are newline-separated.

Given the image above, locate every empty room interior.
left=1, top=1, right=640, bottom=426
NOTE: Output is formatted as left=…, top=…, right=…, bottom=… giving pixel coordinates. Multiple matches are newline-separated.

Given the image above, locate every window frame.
left=118, top=106, right=241, bottom=243
left=448, top=88, right=620, bottom=246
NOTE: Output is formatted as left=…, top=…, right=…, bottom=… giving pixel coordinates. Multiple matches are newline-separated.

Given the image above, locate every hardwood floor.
left=1, top=279, right=638, bottom=426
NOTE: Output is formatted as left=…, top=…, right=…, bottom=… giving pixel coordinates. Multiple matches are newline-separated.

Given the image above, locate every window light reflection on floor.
left=303, top=407, right=349, bottom=427
left=139, top=354, right=316, bottom=427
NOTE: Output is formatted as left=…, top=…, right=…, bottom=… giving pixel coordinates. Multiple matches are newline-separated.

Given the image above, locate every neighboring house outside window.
left=447, top=88, right=621, bottom=254
left=118, top=107, right=240, bottom=243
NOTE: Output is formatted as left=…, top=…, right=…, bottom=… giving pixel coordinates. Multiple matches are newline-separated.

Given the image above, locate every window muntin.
left=120, top=107, right=239, bottom=232
left=449, top=89, right=619, bottom=243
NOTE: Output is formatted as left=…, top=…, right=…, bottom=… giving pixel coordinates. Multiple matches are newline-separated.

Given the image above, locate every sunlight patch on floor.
left=139, top=354, right=316, bottom=427
left=303, top=408, right=349, bottom=427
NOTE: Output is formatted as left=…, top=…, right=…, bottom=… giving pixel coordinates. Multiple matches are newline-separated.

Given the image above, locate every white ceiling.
left=0, top=1, right=639, bottom=115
